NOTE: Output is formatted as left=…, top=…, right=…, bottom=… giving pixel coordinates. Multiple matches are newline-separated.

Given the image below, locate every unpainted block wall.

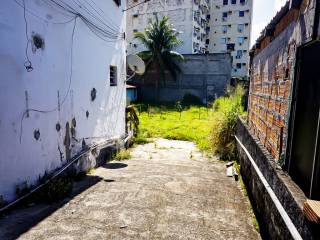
left=248, top=0, right=317, bottom=162
left=136, top=53, right=232, bottom=103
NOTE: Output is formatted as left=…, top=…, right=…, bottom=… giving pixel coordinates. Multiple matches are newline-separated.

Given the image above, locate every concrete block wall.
left=134, top=53, right=232, bottom=103
left=236, top=118, right=319, bottom=239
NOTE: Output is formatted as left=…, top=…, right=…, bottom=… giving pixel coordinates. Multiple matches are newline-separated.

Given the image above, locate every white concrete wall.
left=208, top=0, right=252, bottom=77
left=126, top=0, right=209, bottom=55
left=0, top=0, right=126, bottom=202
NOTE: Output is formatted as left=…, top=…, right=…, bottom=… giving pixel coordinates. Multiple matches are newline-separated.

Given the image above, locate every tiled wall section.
left=247, top=0, right=316, bottom=162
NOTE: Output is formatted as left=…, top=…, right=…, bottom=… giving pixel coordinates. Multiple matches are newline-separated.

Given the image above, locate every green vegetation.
left=136, top=104, right=214, bottom=153
left=114, top=149, right=131, bottom=161
left=135, top=85, right=246, bottom=159
left=210, top=85, right=246, bottom=160
left=135, top=16, right=184, bottom=99
left=15, top=173, right=73, bottom=204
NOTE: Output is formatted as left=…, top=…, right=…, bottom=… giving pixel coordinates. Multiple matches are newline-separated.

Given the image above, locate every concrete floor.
left=0, top=139, right=260, bottom=240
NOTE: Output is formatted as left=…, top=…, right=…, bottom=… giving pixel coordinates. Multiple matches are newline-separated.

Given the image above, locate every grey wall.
left=134, top=53, right=232, bottom=103
left=236, top=118, right=319, bottom=239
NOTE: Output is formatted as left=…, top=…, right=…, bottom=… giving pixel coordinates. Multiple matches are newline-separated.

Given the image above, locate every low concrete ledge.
left=236, top=118, right=318, bottom=239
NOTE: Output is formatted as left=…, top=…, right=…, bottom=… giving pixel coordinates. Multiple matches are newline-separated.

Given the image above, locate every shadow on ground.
left=104, top=162, right=128, bottom=169
left=0, top=174, right=105, bottom=240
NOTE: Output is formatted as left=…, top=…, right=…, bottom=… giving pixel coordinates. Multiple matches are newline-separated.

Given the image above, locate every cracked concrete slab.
left=0, top=138, right=260, bottom=240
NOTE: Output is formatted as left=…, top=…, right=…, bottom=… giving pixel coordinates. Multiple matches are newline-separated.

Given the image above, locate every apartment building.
left=208, top=0, right=253, bottom=78
left=126, top=0, right=210, bottom=54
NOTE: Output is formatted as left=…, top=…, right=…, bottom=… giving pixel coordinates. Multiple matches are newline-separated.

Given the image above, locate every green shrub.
left=40, top=176, right=73, bottom=202
left=15, top=172, right=73, bottom=204
left=114, top=149, right=131, bottom=161
left=211, top=85, right=245, bottom=160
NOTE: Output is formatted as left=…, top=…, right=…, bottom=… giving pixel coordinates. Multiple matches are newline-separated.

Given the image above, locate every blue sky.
left=251, top=0, right=287, bottom=46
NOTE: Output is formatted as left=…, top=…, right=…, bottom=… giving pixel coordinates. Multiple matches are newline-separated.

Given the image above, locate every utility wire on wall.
left=19, top=17, right=78, bottom=143
left=17, top=0, right=128, bottom=142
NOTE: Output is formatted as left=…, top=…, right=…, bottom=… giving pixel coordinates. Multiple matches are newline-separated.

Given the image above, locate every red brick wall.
left=248, top=43, right=295, bottom=161
left=247, top=0, right=317, bottom=162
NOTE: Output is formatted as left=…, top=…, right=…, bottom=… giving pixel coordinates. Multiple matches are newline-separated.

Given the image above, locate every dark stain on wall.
left=82, top=138, right=87, bottom=150
left=33, top=129, right=40, bottom=140
left=71, top=117, right=76, bottom=128
left=71, top=118, right=76, bottom=139
left=58, top=145, right=64, bottom=161
left=86, top=110, right=89, bottom=118
left=91, top=88, right=97, bottom=101
left=32, top=33, right=45, bottom=51
left=64, top=122, right=71, bottom=160
left=56, top=122, right=61, bottom=132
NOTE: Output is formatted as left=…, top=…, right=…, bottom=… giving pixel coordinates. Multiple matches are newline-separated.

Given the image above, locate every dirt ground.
left=0, top=138, right=260, bottom=240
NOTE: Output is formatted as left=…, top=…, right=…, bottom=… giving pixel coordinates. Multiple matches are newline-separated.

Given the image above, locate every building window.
left=222, top=12, right=228, bottom=21
left=237, top=24, right=245, bottom=33
left=113, top=0, right=121, bottom=7
left=237, top=37, right=245, bottom=45
left=236, top=50, right=243, bottom=59
left=206, top=39, right=210, bottom=44
left=110, top=66, right=117, bottom=86
left=227, top=43, right=235, bottom=51
left=222, top=25, right=228, bottom=33
left=236, top=63, right=242, bottom=69
left=240, top=0, right=245, bottom=4
left=231, top=0, right=236, bottom=4
left=223, top=0, right=228, bottom=5
left=239, top=11, right=245, bottom=17
left=220, top=38, right=227, bottom=44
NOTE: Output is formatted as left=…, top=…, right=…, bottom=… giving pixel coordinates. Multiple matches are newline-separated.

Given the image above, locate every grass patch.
left=136, top=104, right=214, bottom=153
left=114, top=149, right=131, bottom=161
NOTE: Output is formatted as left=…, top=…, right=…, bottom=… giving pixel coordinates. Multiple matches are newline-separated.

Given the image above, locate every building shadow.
left=0, top=175, right=103, bottom=240
left=104, top=162, right=128, bottom=169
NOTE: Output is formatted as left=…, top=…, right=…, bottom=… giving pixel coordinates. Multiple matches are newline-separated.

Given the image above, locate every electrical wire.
left=45, top=0, right=124, bottom=41
left=18, top=0, right=134, bottom=142
left=0, top=135, right=130, bottom=214
left=19, top=18, right=77, bottom=143
left=14, top=0, right=76, bottom=25
left=22, top=0, right=33, bottom=72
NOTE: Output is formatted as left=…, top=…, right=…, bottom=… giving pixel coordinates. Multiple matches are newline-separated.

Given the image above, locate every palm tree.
left=134, top=16, right=184, bottom=100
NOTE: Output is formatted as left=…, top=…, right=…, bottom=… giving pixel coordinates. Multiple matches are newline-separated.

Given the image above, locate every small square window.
left=237, top=37, right=245, bottom=44
left=222, top=25, right=228, bottom=33
left=110, top=66, right=117, bottom=86
left=237, top=24, right=245, bottom=33
left=239, top=11, right=245, bottom=17
left=222, top=12, right=228, bottom=18
left=236, top=63, right=242, bottom=69
left=113, top=0, right=121, bottom=7
left=240, top=0, right=245, bottom=4
left=231, top=0, right=236, bottom=4
left=223, top=0, right=228, bottom=5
